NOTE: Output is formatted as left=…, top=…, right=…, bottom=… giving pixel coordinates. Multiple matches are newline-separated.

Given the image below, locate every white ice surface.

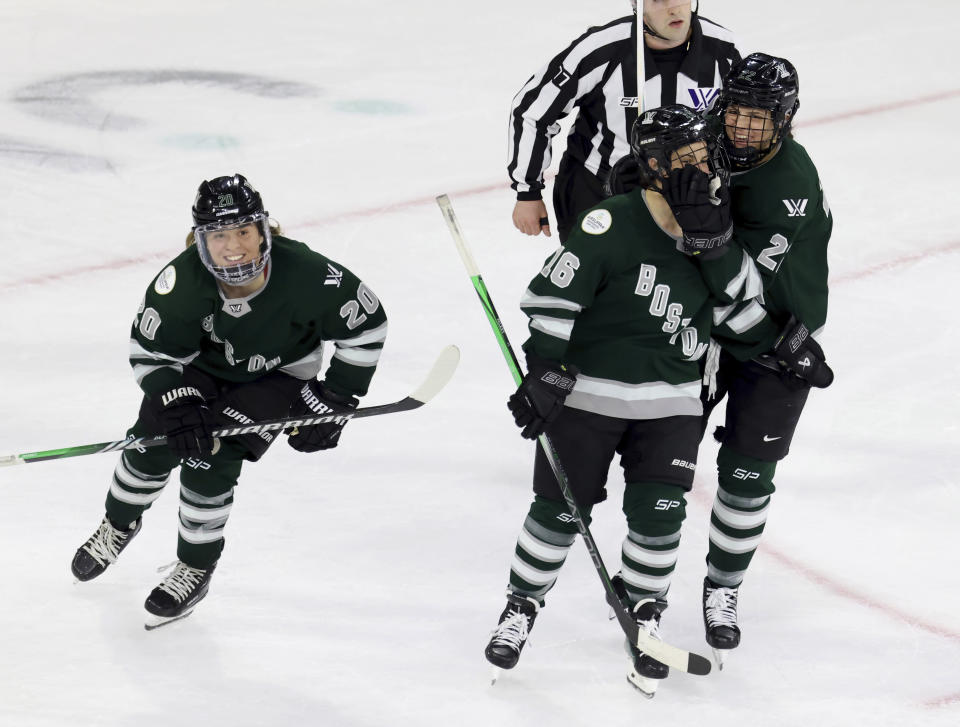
left=1, top=2, right=958, bottom=725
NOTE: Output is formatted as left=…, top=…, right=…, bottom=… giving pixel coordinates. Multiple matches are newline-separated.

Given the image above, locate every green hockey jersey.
left=521, top=188, right=719, bottom=420
left=699, top=136, right=832, bottom=360
left=130, top=235, right=387, bottom=400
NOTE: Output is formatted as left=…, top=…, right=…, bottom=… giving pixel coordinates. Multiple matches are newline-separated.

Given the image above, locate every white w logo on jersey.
left=783, top=199, right=808, bottom=217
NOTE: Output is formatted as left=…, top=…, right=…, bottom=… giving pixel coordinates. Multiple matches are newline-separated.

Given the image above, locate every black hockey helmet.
left=191, top=174, right=272, bottom=286
left=630, top=104, right=727, bottom=189
left=707, top=52, right=800, bottom=170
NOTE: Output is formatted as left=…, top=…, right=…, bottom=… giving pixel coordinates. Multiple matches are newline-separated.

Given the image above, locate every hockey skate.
left=625, top=598, right=669, bottom=698
left=702, top=578, right=741, bottom=670
left=71, top=515, right=142, bottom=582
left=144, top=560, right=216, bottom=630
left=484, top=592, right=540, bottom=683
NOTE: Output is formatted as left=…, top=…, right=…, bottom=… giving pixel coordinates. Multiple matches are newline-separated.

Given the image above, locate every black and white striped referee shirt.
left=508, top=14, right=740, bottom=200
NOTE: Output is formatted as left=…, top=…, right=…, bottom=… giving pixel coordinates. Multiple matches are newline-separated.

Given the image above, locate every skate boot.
left=144, top=560, right=216, bottom=630
left=71, top=515, right=142, bottom=582
left=702, top=578, right=741, bottom=669
left=625, top=598, right=669, bottom=698
left=484, top=592, right=540, bottom=681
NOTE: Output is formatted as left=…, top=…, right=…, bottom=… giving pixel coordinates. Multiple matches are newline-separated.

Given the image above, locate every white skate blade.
left=144, top=608, right=196, bottom=631
left=626, top=668, right=660, bottom=698
left=489, top=665, right=502, bottom=685
left=712, top=647, right=728, bottom=670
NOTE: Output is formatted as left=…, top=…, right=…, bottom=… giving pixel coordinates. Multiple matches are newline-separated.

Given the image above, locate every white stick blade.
left=410, top=345, right=460, bottom=404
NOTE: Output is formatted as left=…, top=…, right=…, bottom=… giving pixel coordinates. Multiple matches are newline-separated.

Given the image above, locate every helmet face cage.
left=194, top=214, right=273, bottom=286
left=630, top=106, right=728, bottom=190
left=709, top=53, right=799, bottom=171
left=191, top=174, right=272, bottom=286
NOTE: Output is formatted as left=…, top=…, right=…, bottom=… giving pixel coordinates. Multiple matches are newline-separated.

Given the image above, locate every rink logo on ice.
left=687, top=87, right=721, bottom=110
left=782, top=199, right=808, bottom=217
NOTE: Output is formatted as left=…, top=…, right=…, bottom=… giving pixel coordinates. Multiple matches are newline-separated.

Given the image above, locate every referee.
left=508, top=1, right=740, bottom=241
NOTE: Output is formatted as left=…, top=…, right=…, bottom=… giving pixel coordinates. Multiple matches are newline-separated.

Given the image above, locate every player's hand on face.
left=663, top=165, right=733, bottom=258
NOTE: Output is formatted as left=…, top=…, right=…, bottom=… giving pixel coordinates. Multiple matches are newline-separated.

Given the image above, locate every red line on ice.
left=760, top=547, right=960, bottom=645
left=923, top=692, right=960, bottom=709
left=10, top=87, right=960, bottom=294
left=688, top=485, right=960, bottom=646
left=796, top=88, right=960, bottom=129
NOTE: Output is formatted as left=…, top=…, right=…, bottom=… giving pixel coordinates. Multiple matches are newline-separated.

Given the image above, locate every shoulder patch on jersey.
left=581, top=209, right=612, bottom=235
left=782, top=198, right=809, bottom=217
left=154, top=265, right=177, bottom=295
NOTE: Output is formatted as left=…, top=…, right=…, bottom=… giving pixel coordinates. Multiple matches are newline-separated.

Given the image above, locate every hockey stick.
left=0, top=346, right=460, bottom=467
left=636, top=3, right=646, bottom=114
left=436, top=194, right=710, bottom=676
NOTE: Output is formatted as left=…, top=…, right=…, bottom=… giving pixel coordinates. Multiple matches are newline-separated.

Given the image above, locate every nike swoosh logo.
left=762, top=435, right=782, bottom=442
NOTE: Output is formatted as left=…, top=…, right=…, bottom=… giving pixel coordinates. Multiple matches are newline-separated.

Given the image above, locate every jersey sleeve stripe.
left=724, top=251, right=763, bottom=300
left=129, top=339, right=200, bottom=365
left=279, top=343, right=325, bottom=380
left=724, top=300, right=767, bottom=334
left=333, top=321, right=388, bottom=348
left=332, top=346, right=382, bottom=367
left=520, top=289, right=584, bottom=312
left=713, top=302, right=736, bottom=326
left=530, top=315, right=575, bottom=340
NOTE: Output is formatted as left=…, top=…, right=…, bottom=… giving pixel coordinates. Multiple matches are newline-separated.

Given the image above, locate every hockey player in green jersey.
left=483, top=106, right=768, bottom=696
left=676, top=53, right=835, bottom=667
left=70, top=174, right=387, bottom=629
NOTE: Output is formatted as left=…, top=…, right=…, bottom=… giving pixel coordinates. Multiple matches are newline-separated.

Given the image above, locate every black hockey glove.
left=508, top=354, right=579, bottom=440
left=286, top=380, right=359, bottom=453
left=156, top=386, right=215, bottom=459
left=604, top=155, right=642, bottom=197
left=662, top=165, right=733, bottom=259
left=772, top=317, right=834, bottom=388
